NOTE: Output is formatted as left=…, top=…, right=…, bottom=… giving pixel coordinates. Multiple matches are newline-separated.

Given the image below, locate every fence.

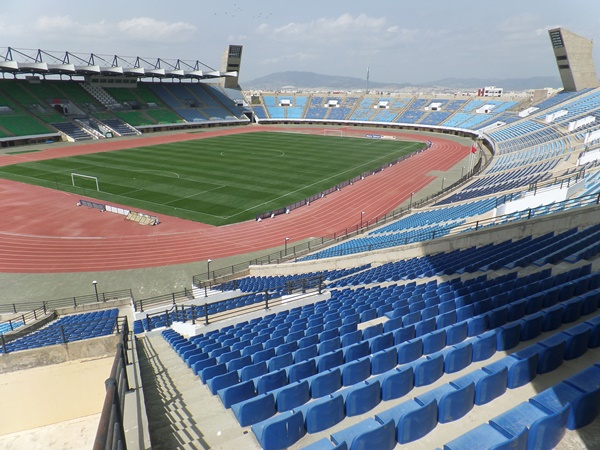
left=193, top=156, right=483, bottom=289
left=93, top=317, right=130, bottom=450
left=133, top=287, right=193, bottom=313
left=0, top=289, right=134, bottom=315
left=0, top=305, right=49, bottom=338
left=143, top=275, right=325, bottom=330
left=0, top=315, right=128, bottom=353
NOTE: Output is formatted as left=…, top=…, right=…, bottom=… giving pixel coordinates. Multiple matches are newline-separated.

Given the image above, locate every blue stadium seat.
left=443, top=422, right=527, bottom=450
left=371, top=347, right=398, bottom=375
left=273, top=379, right=310, bottom=412
left=256, top=369, right=287, bottom=394
left=490, top=401, right=570, bottom=450
left=251, top=410, right=306, bottom=450
left=342, top=357, right=371, bottom=386
left=397, top=338, right=423, bottom=364
left=288, top=359, right=318, bottom=383
left=296, top=393, right=345, bottom=433
left=340, top=379, right=382, bottom=416
left=232, top=393, right=276, bottom=426
left=331, top=418, right=395, bottom=450
left=309, top=368, right=342, bottom=398
left=416, top=382, right=475, bottom=423
left=375, top=398, right=438, bottom=444
left=451, top=366, right=508, bottom=406
left=442, top=341, right=472, bottom=373
left=413, top=354, right=444, bottom=386
left=218, top=380, right=256, bottom=408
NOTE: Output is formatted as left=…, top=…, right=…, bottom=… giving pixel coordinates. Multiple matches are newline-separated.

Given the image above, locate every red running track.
left=0, top=126, right=470, bottom=273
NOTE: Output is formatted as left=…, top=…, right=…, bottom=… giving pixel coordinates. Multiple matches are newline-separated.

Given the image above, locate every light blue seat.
left=446, top=321, right=468, bottom=346
left=331, top=418, right=395, bottom=450
left=273, top=379, right=310, bottom=412
left=340, top=379, right=382, bottom=416
left=309, top=368, right=342, bottom=398
left=415, top=382, right=475, bottom=423
left=218, top=379, right=256, bottom=408
left=207, top=370, right=239, bottom=395
left=443, top=422, right=527, bottom=450
left=562, top=363, right=600, bottom=429
left=442, top=341, right=472, bottom=373
left=375, top=398, right=438, bottom=444
left=412, top=354, right=444, bottom=386
left=451, top=366, right=508, bottom=405
left=251, top=410, right=305, bottom=450
left=256, top=369, right=287, bottom=394
left=342, top=357, right=371, bottom=386
left=496, top=322, right=521, bottom=351
left=287, top=359, right=317, bottom=383
left=232, top=392, right=276, bottom=426
left=563, top=322, right=591, bottom=360
left=343, top=341, right=370, bottom=362
left=537, top=333, right=567, bottom=374
left=373, top=364, right=414, bottom=401
left=296, top=393, right=345, bottom=433
left=239, top=361, right=268, bottom=381
left=371, top=347, right=398, bottom=375
left=397, top=338, right=423, bottom=364
left=490, top=401, right=570, bottom=450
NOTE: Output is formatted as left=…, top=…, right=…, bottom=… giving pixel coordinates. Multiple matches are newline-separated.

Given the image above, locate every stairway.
left=136, top=331, right=257, bottom=449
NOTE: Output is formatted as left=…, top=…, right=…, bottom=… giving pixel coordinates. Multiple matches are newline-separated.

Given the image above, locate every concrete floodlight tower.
left=221, top=45, right=243, bottom=89
left=548, top=28, right=600, bottom=92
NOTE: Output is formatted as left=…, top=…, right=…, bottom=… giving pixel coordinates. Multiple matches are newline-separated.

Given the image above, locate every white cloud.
left=118, top=17, right=196, bottom=42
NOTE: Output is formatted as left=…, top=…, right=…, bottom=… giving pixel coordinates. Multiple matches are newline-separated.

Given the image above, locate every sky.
left=1, top=0, right=600, bottom=84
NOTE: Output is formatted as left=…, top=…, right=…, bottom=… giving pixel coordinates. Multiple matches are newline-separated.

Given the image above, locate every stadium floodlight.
left=207, top=259, right=212, bottom=281
left=284, top=237, right=289, bottom=256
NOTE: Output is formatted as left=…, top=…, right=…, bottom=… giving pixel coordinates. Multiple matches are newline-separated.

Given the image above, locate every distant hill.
left=241, top=71, right=561, bottom=92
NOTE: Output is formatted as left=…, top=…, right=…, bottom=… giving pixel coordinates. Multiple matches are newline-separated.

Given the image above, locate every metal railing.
left=0, top=315, right=128, bottom=352
left=93, top=317, right=130, bottom=450
left=133, top=287, right=193, bottom=313
left=0, top=305, right=47, bottom=336
left=143, top=276, right=325, bottom=330
left=0, top=289, right=134, bottom=315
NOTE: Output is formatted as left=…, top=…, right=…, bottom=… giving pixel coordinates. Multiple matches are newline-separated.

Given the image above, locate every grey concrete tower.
left=221, top=45, right=243, bottom=89
left=548, top=28, right=599, bottom=92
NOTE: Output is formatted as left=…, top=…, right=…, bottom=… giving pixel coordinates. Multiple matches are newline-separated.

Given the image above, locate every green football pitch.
left=0, top=132, right=425, bottom=225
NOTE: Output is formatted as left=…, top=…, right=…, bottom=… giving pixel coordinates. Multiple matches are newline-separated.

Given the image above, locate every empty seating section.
left=160, top=253, right=600, bottom=448
left=301, top=224, right=457, bottom=260
left=0, top=320, right=24, bottom=335
left=0, top=309, right=119, bottom=353
left=215, top=266, right=370, bottom=294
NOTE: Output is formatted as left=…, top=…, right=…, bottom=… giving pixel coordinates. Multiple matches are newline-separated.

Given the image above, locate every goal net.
left=71, top=173, right=99, bottom=191
left=323, top=129, right=343, bottom=137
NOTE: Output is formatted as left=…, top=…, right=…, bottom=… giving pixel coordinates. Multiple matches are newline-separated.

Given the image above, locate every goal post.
left=323, top=129, right=343, bottom=137
left=71, top=173, right=99, bottom=191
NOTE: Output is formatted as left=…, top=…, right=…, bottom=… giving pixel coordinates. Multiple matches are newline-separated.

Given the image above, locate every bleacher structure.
left=4, top=34, right=600, bottom=450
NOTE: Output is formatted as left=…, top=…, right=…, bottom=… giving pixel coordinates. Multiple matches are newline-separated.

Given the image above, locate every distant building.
left=548, top=28, right=600, bottom=92
left=477, top=86, right=503, bottom=97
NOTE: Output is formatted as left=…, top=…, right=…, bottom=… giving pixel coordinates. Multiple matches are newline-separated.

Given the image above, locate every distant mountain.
left=241, top=71, right=561, bottom=92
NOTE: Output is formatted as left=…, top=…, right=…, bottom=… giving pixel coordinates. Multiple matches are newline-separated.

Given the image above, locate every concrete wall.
left=0, top=334, right=120, bottom=374
left=0, top=356, right=113, bottom=435
left=249, top=204, right=600, bottom=277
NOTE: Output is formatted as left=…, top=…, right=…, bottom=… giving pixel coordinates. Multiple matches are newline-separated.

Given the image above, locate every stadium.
left=1, top=23, right=600, bottom=450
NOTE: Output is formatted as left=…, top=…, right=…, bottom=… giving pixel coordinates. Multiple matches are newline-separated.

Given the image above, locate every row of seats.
left=160, top=262, right=600, bottom=448
left=1, top=309, right=119, bottom=353
left=282, top=301, right=600, bottom=450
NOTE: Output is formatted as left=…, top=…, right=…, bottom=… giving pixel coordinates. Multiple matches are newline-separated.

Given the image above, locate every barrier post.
left=204, top=304, right=209, bottom=325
